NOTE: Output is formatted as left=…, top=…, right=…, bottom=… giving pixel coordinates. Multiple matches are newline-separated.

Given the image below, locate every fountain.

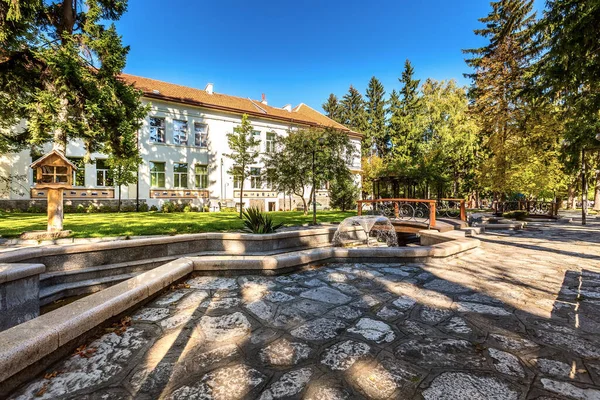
left=332, top=216, right=398, bottom=247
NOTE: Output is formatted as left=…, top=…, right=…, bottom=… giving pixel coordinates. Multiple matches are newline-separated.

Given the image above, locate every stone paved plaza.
left=9, top=220, right=600, bottom=399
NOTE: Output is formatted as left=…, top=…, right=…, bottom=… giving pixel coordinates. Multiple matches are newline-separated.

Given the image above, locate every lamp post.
left=306, top=136, right=326, bottom=225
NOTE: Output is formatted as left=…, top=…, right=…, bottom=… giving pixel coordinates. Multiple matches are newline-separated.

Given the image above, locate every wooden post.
left=47, top=188, right=64, bottom=232
left=357, top=201, right=362, bottom=216
left=460, top=200, right=466, bottom=222
left=429, top=201, right=436, bottom=229
left=394, top=202, right=399, bottom=218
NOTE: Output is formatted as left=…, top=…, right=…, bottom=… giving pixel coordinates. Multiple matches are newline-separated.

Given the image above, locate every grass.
left=0, top=210, right=357, bottom=238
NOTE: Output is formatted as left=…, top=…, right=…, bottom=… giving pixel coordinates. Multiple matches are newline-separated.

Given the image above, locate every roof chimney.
left=261, top=93, right=267, bottom=105
left=282, top=104, right=292, bottom=112
left=205, top=83, right=214, bottom=95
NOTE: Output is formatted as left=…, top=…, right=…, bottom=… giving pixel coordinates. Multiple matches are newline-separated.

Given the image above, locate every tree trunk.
left=53, top=95, right=69, bottom=153
left=567, top=175, right=577, bottom=210
left=594, top=159, right=600, bottom=211
left=239, top=184, right=244, bottom=218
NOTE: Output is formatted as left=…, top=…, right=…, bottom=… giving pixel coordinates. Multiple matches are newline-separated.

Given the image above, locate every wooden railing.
left=357, top=198, right=437, bottom=229
left=437, top=198, right=467, bottom=222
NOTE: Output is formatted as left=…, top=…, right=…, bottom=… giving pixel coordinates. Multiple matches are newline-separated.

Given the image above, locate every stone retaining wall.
left=0, top=228, right=343, bottom=273
left=0, top=263, right=45, bottom=331
left=0, top=199, right=146, bottom=212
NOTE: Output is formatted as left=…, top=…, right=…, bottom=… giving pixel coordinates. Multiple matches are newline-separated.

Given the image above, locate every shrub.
left=138, top=203, right=149, bottom=212
left=27, top=205, right=44, bottom=213
left=503, top=210, right=529, bottom=220
left=120, top=204, right=136, bottom=212
left=242, top=207, right=284, bottom=234
left=183, top=204, right=193, bottom=213
left=149, top=205, right=158, bottom=212
left=76, top=204, right=86, bottom=213
left=221, top=207, right=236, bottom=212
left=98, top=204, right=114, bottom=213
left=86, top=204, right=99, bottom=213
left=161, top=201, right=176, bottom=213
left=203, top=206, right=210, bottom=212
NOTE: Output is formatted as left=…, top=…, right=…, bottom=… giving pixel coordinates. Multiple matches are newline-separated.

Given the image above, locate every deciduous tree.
left=225, top=114, right=260, bottom=218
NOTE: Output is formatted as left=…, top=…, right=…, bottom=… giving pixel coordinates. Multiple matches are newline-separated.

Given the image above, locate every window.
left=149, top=117, right=165, bottom=143
left=252, top=131, right=261, bottom=151
left=150, top=162, right=165, bottom=187
left=250, top=167, right=261, bottom=189
left=233, top=174, right=242, bottom=189
left=68, top=157, right=85, bottom=186
left=195, top=164, right=208, bottom=188
left=194, top=123, right=208, bottom=147
left=40, top=166, right=68, bottom=184
left=96, top=159, right=113, bottom=186
left=173, top=163, right=188, bottom=188
left=266, top=132, right=276, bottom=153
left=173, top=120, right=188, bottom=145
left=265, top=168, right=275, bottom=189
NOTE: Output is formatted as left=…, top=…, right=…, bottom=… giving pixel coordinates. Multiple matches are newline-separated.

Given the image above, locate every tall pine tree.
left=0, top=0, right=147, bottom=160
left=535, top=0, right=600, bottom=207
left=340, top=85, right=367, bottom=134
left=365, top=76, right=387, bottom=157
left=389, top=60, right=422, bottom=172
left=463, top=0, right=537, bottom=196
left=322, top=94, right=343, bottom=123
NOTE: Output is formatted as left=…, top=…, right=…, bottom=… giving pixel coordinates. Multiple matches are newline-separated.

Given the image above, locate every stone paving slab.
left=7, top=220, right=600, bottom=399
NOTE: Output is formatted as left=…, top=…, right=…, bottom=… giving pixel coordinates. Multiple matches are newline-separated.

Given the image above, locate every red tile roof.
left=120, top=74, right=361, bottom=137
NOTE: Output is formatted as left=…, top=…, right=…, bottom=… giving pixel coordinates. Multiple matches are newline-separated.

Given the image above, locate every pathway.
left=8, top=219, right=600, bottom=399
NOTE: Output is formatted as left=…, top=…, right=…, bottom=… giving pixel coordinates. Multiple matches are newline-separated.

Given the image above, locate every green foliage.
left=329, top=172, right=359, bottom=211
left=26, top=205, right=44, bottom=213
left=0, top=0, right=148, bottom=157
left=322, top=94, right=343, bottom=123
left=149, top=205, right=158, bottom=212
left=534, top=0, right=600, bottom=191
left=138, top=203, right=149, bottom=212
left=340, top=85, right=367, bottom=133
left=262, top=127, right=356, bottom=214
left=106, top=155, right=141, bottom=211
left=224, top=114, right=260, bottom=218
left=183, top=204, right=193, bottom=213
left=463, top=0, right=545, bottom=196
left=365, top=76, right=387, bottom=157
left=389, top=59, right=422, bottom=168
left=161, top=202, right=176, bottom=213
left=241, top=207, right=284, bottom=234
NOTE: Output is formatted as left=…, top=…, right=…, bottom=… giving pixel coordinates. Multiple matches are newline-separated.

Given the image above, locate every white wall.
left=1, top=97, right=362, bottom=210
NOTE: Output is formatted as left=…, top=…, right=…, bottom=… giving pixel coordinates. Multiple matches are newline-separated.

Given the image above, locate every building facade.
left=0, top=74, right=362, bottom=211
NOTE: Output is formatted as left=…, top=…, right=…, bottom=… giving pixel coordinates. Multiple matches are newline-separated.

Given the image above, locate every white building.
left=0, top=74, right=362, bottom=211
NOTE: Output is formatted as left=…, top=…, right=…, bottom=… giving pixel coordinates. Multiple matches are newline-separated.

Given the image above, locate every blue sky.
left=116, top=0, right=544, bottom=112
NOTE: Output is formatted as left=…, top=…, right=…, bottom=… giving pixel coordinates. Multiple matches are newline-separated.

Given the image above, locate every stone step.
left=40, top=255, right=180, bottom=288
left=39, top=272, right=140, bottom=306
left=461, top=227, right=484, bottom=236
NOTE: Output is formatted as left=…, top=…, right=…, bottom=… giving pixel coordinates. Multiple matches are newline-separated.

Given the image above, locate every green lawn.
left=0, top=211, right=357, bottom=238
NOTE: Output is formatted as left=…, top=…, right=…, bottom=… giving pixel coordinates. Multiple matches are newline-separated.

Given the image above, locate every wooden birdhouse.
left=30, top=150, right=77, bottom=232
left=31, top=149, right=77, bottom=189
